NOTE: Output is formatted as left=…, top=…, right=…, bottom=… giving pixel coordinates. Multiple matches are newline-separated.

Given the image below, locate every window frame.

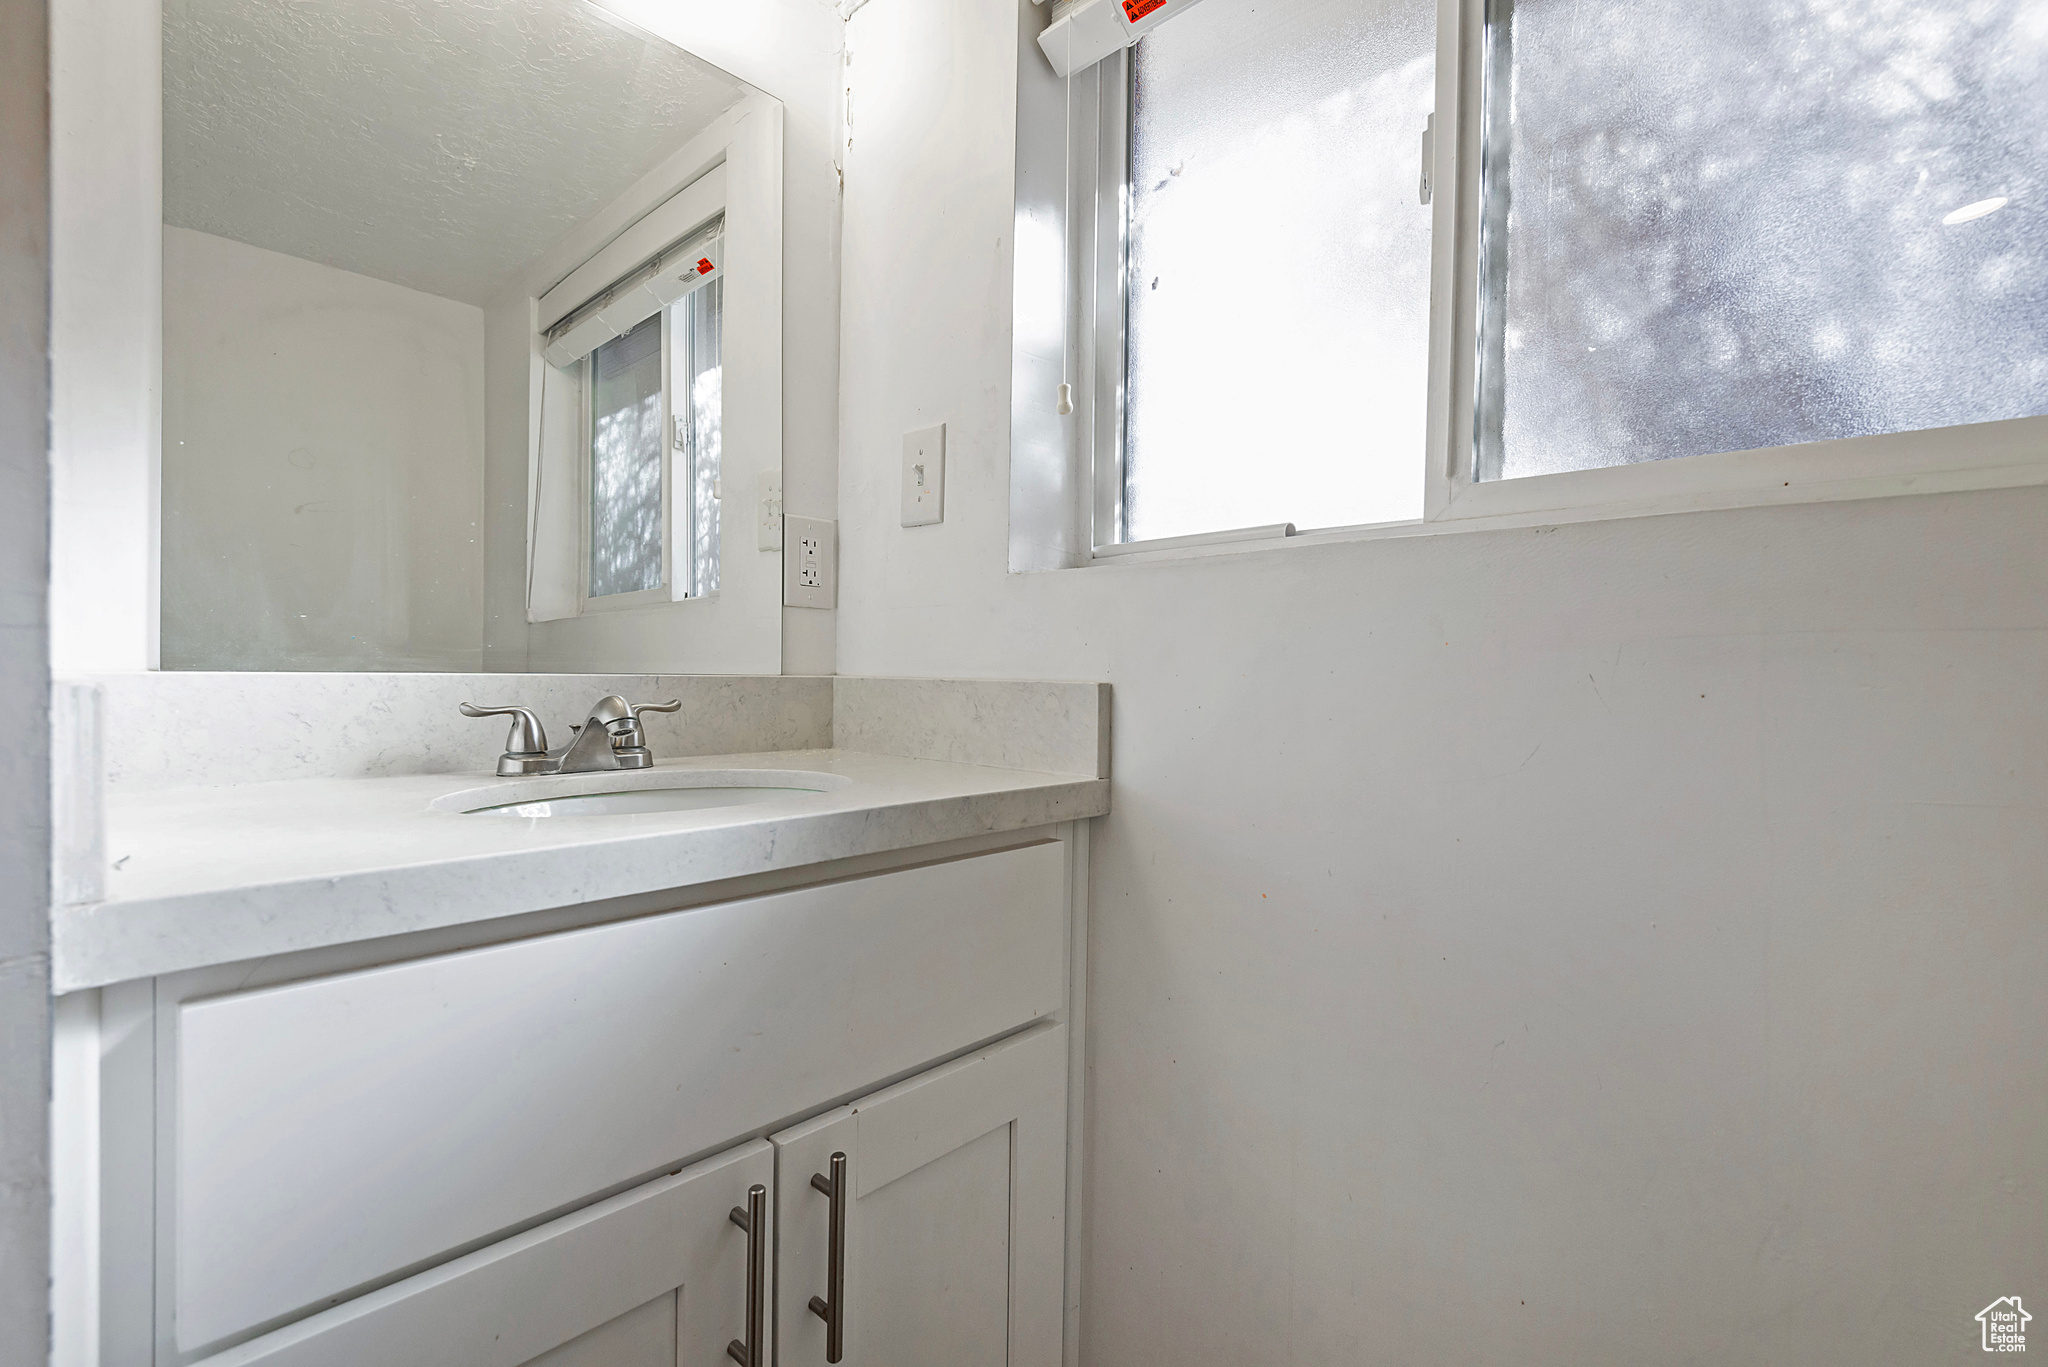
left=1084, top=49, right=1130, bottom=552
left=672, top=278, right=724, bottom=603
left=1053, top=0, right=2048, bottom=566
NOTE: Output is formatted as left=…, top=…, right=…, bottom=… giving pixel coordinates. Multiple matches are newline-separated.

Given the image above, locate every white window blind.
left=541, top=219, right=724, bottom=369
left=1037, top=0, right=1216, bottom=77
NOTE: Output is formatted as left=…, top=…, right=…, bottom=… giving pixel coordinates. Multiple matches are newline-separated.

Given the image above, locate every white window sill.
left=1069, top=414, right=2048, bottom=570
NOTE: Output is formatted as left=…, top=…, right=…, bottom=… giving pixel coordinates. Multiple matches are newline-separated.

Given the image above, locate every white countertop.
left=54, top=748, right=1109, bottom=992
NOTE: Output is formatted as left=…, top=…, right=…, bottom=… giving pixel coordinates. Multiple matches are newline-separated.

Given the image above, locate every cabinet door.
left=190, top=1140, right=773, bottom=1367
left=771, top=1024, right=1067, bottom=1367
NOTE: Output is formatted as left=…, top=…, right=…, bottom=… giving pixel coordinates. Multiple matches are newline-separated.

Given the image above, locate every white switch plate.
left=901, top=423, right=945, bottom=526
left=757, top=470, right=783, bottom=551
left=783, top=515, right=836, bottom=609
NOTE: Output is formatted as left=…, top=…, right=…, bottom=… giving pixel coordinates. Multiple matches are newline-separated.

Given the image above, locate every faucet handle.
left=459, top=702, right=549, bottom=757
left=607, top=699, right=681, bottom=770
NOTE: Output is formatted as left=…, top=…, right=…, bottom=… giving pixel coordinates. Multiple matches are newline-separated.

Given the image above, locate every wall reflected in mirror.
left=161, top=0, right=750, bottom=669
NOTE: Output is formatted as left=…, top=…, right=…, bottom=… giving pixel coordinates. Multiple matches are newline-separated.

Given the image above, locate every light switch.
left=901, top=423, right=945, bottom=526
left=782, top=515, right=836, bottom=609
left=757, top=470, right=783, bottom=551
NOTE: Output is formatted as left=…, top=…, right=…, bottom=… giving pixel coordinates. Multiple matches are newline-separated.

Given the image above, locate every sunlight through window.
left=1122, top=0, right=1436, bottom=542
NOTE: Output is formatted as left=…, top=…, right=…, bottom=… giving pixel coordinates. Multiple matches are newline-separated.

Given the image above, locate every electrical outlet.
left=782, top=515, right=836, bottom=609
left=757, top=470, right=783, bottom=551
left=901, top=423, right=945, bottom=526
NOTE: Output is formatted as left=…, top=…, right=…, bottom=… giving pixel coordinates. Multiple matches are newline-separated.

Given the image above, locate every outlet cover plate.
left=783, top=515, right=836, bottom=609
left=901, top=423, right=945, bottom=526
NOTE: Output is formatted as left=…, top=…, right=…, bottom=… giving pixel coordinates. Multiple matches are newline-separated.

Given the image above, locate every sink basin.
left=430, top=768, right=850, bottom=818
left=469, top=786, right=809, bottom=818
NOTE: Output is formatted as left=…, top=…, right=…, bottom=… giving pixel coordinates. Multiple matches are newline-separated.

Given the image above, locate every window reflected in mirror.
left=588, top=315, right=665, bottom=601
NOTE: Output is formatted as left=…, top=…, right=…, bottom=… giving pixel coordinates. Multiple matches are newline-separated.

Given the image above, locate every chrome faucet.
left=460, top=695, right=681, bottom=777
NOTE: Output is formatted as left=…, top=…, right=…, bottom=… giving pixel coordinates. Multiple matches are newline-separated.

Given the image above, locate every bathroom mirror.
left=160, top=0, right=785, bottom=672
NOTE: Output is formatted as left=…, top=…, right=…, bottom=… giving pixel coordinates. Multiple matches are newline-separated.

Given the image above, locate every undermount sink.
left=430, top=768, right=851, bottom=818
left=469, top=786, right=807, bottom=818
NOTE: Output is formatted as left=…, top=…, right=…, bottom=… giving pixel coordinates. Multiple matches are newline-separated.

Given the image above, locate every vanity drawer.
left=165, top=840, right=1067, bottom=1357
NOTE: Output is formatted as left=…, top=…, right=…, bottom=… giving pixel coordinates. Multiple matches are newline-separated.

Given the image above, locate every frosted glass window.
left=588, top=314, right=664, bottom=598
left=1123, top=0, right=1436, bottom=543
left=675, top=277, right=722, bottom=599
left=1479, top=0, right=2048, bottom=481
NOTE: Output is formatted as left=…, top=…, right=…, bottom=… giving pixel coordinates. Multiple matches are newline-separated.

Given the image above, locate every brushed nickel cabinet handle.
left=806, top=1152, right=847, bottom=1362
left=727, top=1184, right=767, bottom=1367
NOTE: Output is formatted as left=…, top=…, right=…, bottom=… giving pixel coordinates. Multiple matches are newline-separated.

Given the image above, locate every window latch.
left=1419, top=113, right=1434, bottom=206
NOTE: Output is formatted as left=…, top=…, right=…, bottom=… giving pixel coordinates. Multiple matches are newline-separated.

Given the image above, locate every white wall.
left=0, top=0, right=51, bottom=1351
left=50, top=0, right=159, bottom=671
left=483, top=0, right=844, bottom=676
left=836, top=2, right=2048, bottom=1363
left=162, top=227, right=486, bottom=671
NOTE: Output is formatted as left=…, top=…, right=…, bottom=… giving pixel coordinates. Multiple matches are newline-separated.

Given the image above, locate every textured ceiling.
left=165, top=0, right=752, bottom=304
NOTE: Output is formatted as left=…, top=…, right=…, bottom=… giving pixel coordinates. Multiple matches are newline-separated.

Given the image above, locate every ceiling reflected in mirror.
left=163, top=0, right=752, bottom=303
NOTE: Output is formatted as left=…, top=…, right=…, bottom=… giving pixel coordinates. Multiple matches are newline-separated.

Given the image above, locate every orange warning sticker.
left=696, top=258, right=716, bottom=275
left=1122, top=0, right=1167, bottom=20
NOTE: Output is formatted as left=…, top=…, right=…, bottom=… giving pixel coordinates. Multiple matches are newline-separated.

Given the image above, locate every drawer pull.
left=727, top=1184, right=767, bottom=1367
left=807, top=1152, right=848, bottom=1361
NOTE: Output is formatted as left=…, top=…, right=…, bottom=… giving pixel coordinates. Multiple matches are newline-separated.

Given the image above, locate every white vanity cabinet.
left=79, top=831, right=1088, bottom=1367
left=771, top=1024, right=1068, bottom=1367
